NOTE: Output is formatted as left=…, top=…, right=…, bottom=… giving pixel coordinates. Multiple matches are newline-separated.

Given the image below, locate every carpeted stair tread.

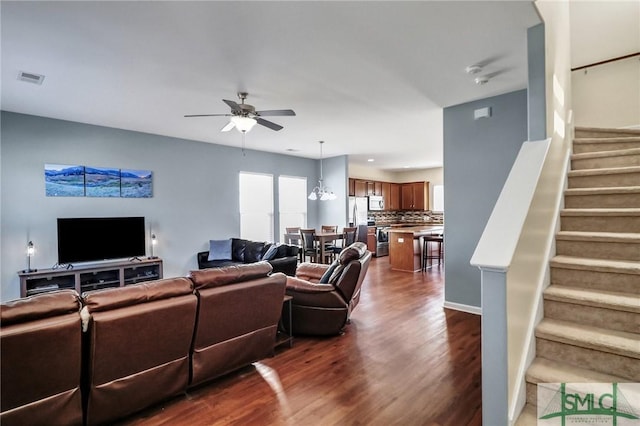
left=556, top=231, right=640, bottom=243
left=550, top=255, right=640, bottom=275
left=575, top=136, right=640, bottom=144
left=565, top=186, right=640, bottom=196
left=544, top=285, right=640, bottom=313
left=514, top=404, right=537, bottom=426
left=526, top=357, right=628, bottom=385
left=535, top=319, right=640, bottom=359
left=561, top=208, right=640, bottom=216
left=571, top=147, right=640, bottom=161
left=576, top=127, right=640, bottom=138
left=568, top=165, right=640, bottom=177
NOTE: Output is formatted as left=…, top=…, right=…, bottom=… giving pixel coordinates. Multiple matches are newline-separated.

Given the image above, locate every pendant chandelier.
left=308, top=141, right=337, bottom=201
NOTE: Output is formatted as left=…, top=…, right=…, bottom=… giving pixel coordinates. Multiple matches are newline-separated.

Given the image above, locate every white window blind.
left=278, top=176, right=307, bottom=242
left=239, top=172, right=274, bottom=241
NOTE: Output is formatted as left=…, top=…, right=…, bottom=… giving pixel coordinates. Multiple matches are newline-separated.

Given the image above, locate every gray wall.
left=528, top=23, right=547, bottom=141
left=0, top=111, right=347, bottom=301
left=443, top=89, right=528, bottom=308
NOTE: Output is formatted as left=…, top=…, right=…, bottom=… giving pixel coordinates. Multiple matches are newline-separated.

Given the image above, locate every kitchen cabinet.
left=348, top=178, right=356, bottom=196
left=365, top=181, right=383, bottom=196
left=401, top=182, right=429, bottom=210
left=366, top=226, right=377, bottom=254
left=382, top=182, right=401, bottom=211
left=354, top=180, right=367, bottom=197
left=389, top=183, right=401, bottom=210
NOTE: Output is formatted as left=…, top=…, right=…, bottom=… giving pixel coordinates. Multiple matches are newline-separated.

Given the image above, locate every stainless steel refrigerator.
left=348, top=196, right=368, bottom=226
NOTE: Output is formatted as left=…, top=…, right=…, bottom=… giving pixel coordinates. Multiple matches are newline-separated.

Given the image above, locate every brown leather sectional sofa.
left=0, top=262, right=286, bottom=426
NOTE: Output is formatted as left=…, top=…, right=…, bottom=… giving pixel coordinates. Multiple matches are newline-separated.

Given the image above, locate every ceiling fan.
left=184, top=92, right=295, bottom=133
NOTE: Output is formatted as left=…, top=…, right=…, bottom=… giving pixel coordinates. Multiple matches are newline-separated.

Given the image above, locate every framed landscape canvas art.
left=45, top=164, right=85, bottom=197
left=85, top=166, right=121, bottom=197
left=121, top=169, right=152, bottom=198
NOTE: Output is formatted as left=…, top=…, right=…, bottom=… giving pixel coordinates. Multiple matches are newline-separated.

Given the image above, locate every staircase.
left=516, top=127, right=640, bottom=425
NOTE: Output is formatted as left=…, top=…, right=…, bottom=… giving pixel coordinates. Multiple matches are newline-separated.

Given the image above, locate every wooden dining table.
left=284, top=231, right=343, bottom=264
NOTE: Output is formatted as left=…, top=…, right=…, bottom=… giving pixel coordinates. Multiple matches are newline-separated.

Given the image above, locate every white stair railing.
left=470, top=138, right=551, bottom=426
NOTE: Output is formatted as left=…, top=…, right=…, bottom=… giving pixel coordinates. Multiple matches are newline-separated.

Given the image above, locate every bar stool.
left=422, top=233, right=444, bottom=271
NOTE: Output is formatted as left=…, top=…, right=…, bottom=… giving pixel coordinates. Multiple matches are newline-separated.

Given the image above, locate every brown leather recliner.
left=285, top=242, right=372, bottom=336
left=1, top=289, right=83, bottom=426
left=188, top=261, right=287, bottom=387
left=82, top=277, right=198, bottom=425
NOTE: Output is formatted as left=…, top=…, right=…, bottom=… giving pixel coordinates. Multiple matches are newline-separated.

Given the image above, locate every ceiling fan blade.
left=184, top=114, right=231, bottom=117
left=255, top=109, right=296, bottom=117
left=256, top=118, right=283, bottom=131
left=221, top=121, right=235, bottom=132
left=223, top=99, right=241, bottom=111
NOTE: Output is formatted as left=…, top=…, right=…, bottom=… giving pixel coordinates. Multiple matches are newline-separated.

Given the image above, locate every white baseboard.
left=443, top=300, right=482, bottom=315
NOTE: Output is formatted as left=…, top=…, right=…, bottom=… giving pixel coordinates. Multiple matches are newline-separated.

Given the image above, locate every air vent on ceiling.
left=18, top=71, right=45, bottom=85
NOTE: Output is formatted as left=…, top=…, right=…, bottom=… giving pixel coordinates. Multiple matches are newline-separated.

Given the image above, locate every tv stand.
left=18, top=258, right=163, bottom=298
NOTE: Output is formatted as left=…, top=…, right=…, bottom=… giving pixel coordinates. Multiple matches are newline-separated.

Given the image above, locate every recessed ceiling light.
left=286, top=148, right=299, bottom=152
left=403, top=165, right=411, bottom=169
left=475, top=76, right=490, bottom=85
left=367, top=158, right=375, bottom=162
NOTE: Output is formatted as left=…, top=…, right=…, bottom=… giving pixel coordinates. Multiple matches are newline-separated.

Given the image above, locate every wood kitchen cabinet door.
left=400, top=182, right=429, bottom=210
left=374, top=181, right=383, bottom=196
left=382, top=182, right=391, bottom=210
left=348, top=178, right=356, bottom=196
left=389, top=183, right=400, bottom=210
left=354, top=180, right=367, bottom=197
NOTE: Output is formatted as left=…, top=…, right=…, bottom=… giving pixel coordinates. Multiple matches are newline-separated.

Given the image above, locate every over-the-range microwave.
left=368, top=195, right=384, bottom=211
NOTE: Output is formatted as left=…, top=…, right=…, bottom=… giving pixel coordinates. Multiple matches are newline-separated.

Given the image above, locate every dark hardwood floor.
left=118, top=257, right=482, bottom=426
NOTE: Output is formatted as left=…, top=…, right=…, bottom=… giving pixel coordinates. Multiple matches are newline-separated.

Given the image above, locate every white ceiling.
left=1, top=1, right=542, bottom=171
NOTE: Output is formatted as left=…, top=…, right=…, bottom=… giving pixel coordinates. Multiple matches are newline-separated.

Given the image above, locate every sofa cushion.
left=262, top=244, right=279, bottom=261
left=244, top=241, right=265, bottom=263
left=319, top=260, right=339, bottom=284
left=188, top=261, right=273, bottom=290
left=338, top=242, right=367, bottom=265
left=1, top=289, right=80, bottom=326
left=275, top=244, right=290, bottom=258
left=208, top=239, right=232, bottom=261
left=83, top=277, right=194, bottom=313
left=231, top=238, right=248, bottom=262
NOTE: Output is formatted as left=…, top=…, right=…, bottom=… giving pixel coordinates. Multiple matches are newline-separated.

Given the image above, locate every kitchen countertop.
left=387, top=225, right=443, bottom=237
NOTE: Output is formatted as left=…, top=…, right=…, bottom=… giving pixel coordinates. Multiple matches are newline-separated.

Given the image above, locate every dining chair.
left=320, top=225, right=339, bottom=262
left=285, top=227, right=303, bottom=262
left=330, top=226, right=357, bottom=258
left=299, top=228, right=319, bottom=263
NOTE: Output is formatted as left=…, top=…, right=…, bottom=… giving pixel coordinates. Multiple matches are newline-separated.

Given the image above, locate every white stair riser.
left=568, top=171, right=640, bottom=188
left=572, top=152, right=640, bottom=170
left=550, top=267, right=640, bottom=294
left=565, top=192, right=640, bottom=208
left=561, top=215, right=640, bottom=233
left=556, top=240, right=640, bottom=261
left=536, top=339, right=640, bottom=380
left=544, top=300, right=639, bottom=334
left=574, top=141, right=640, bottom=154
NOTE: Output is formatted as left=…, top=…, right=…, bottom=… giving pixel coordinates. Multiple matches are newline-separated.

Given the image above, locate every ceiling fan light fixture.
left=230, top=115, right=257, bottom=133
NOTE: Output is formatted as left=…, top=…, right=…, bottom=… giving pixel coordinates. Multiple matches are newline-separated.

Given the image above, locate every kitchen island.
left=388, top=225, right=443, bottom=272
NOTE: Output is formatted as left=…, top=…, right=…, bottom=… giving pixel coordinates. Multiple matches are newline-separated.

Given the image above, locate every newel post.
left=479, top=267, right=508, bottom=426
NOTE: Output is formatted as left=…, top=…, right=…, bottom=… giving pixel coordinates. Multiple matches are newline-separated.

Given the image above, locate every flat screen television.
left=57, top=217, right=146, bottom=264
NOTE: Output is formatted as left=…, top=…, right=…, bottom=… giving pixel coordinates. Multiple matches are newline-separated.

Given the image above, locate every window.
left=433, top=184, right=444, bottom=212
left=278, top=176, right=307, bottom=242
left=239, top=172, right=274, bottom=241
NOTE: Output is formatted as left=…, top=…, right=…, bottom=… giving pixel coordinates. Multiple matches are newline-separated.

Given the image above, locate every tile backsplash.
left=368, top=210, right=444, bottom=225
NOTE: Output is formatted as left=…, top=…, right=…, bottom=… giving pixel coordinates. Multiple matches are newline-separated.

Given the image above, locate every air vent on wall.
left=18, top=71, right=45, bottom=85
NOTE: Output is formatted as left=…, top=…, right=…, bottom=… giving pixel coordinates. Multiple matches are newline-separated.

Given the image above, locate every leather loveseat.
left=285, top=242, right=372, bottom=336
left=0, top=261, right=287, bottom=425
left=197, top=238, right=299, bottom=276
